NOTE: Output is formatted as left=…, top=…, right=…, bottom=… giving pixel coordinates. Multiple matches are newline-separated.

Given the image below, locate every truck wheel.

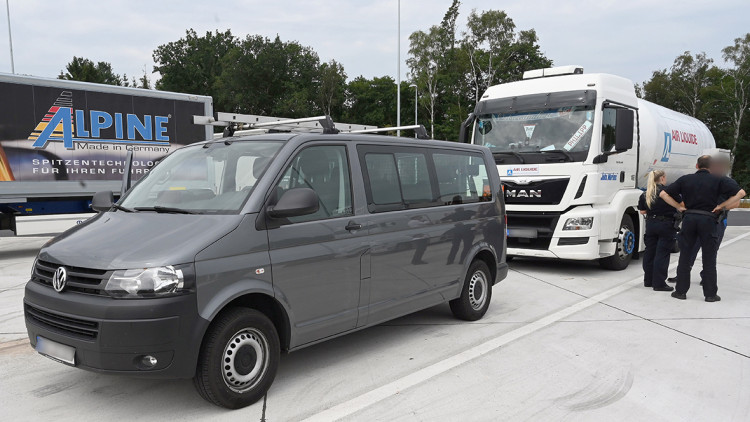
left=450, top=260, right=493, bottom=321
left=194, top=308, right=280, bottom=409
left=599, top=214, right=636, bottom=271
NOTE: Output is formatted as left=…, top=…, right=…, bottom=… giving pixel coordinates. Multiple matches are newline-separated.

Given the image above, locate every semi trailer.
left=0, top=73, right=213, bottom=235
left=460, top=65, right=716, bottom=269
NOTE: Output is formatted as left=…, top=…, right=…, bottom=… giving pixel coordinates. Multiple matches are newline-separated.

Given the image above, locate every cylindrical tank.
left=636, top=99, right=716, bottom=188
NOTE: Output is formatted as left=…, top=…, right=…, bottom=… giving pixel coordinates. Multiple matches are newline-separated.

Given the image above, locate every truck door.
left=598, top=107, right=637, bottom=198
left=265, top=144, right=368, bottom=346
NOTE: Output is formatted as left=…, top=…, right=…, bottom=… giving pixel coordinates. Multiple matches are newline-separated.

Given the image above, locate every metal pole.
left=5, top=0, right=14, bottom=74
left=410, top=84, right=417, bottom=138
left=396, top=0, right=401, bottom=137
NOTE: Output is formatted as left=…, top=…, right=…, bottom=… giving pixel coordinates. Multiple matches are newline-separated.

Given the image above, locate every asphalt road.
left=1, top=228, right=749, bottom=421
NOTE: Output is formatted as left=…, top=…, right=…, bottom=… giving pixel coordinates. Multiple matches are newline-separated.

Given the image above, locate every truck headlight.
left=563, top=217, right=594, bottom=231
left=105, top=265, right=188, bottom=298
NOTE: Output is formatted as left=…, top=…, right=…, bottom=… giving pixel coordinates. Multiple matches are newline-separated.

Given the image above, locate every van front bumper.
left=24, top=280, right=209, bottom=379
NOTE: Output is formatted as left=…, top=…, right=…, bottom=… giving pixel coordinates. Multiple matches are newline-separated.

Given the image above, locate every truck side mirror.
left=615, top=108, right=634, bottom=151
left=267, top=188, right=319, bottom=219
left=91, top=191, right=114, bottom=212
left=458, top=113, right=475, bottom=144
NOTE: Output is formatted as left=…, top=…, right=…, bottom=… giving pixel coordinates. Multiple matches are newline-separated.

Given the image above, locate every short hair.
left=697, top=155, right=711, bottom=169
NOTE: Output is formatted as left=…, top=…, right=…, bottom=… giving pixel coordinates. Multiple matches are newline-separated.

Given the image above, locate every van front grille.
left=24, top=303, right=99, bottom=340
left=33, top=260, right=110, bottom=295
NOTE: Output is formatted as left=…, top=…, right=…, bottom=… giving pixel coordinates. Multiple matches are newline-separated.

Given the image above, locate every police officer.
left=638, top=170, right=675, bottom=291
left=660, top=155, right=742, bottom=302
left=667, top=156, right=746, bottom=284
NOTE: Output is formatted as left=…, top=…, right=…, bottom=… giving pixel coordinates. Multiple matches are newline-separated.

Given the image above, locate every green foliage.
left=642, top=36, right=750, bottom=191
left=58, top=57, right=124, bottom=86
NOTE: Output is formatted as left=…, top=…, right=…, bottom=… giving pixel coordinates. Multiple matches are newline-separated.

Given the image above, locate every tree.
left=153, top=29, right=238, bottom=111
left=317, top=60, right=347, bottom=118
left=343, top=76, right=397, bottom=128
left=669, top=52, right=714, bottom=117
left=215, top=35, right=322, bottom=118
left=407, top=26, right=443, bottom=138
left=58, top=57, right=123, bottom=85
left=720, top=33, right=750, bottom=160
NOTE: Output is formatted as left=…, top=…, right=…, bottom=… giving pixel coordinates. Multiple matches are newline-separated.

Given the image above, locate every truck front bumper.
left=24, top=280, right=209, bottom=379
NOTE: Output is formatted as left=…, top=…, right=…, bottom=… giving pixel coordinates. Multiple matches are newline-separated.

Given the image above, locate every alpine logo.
left=505, top=189, right=542, bottom=198
left=28, top=91, right=171, bottom=150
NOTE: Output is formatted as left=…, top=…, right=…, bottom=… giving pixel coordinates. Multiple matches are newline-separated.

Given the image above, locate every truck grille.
left=503, top=178, right=569, bottom=205
left=33, top=260, right=109, bottom=295
left=24, top=303, right=99, bottom=340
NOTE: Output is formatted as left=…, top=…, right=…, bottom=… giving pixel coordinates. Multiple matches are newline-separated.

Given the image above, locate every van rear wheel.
left=194, top=308, right=280, bottom=409
left=450, top=260, right=493, bottom=321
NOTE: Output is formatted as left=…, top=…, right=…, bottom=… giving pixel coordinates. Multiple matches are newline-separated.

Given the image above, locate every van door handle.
left=345, top=221, right=363, bottom=231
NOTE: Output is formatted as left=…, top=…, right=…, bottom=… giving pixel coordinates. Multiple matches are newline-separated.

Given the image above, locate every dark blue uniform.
left=683, top=176, right=740, bottom=281
left=665, top=170, right=741, bottom=298
left=638, top=185, right=677, bottom=290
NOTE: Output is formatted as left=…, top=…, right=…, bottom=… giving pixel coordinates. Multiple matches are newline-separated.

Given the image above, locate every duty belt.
left=647, top=215, right=674, bottom=222
left=684, top=209, right=721, bottom=221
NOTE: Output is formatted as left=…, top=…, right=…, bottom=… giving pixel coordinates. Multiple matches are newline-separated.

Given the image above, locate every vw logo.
left=52, top=267, right=67, bottom=292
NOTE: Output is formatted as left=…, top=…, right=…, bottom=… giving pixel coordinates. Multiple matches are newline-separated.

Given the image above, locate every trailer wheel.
left=193, top=308, right=280, bottom=409
left=599, top=214, right=635, bottom=271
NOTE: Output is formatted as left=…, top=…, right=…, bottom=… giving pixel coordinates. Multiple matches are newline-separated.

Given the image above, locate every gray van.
left=23, top=133, right=508, bottom=408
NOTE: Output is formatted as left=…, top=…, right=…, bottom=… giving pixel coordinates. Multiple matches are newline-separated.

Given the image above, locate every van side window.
left=601, top=108, right=617, bottom=152
left=274, top=145, right=353, bottom=223
left=433, top=152, right=491, bottom=205
left=359, top=147, right=437, bottom=213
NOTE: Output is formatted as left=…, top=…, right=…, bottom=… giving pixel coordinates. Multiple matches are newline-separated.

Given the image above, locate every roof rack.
left=194, top=113, right=430, bottom=140
left=194, top=113, right=376, bottom=137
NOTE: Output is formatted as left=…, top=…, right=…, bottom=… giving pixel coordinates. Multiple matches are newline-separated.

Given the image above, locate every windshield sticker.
left=494, top=110, right=568, bottom=122
left=523, top=124, right=537, bottom=138
left=564, top=120, right=593, bottom=151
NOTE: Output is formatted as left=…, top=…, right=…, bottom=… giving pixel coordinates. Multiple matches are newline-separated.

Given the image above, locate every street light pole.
left=409, top=84, right=417, bottom=138
left=396, top=0, right=401, bottom=137
left=5, top=0, right=14, bottom=74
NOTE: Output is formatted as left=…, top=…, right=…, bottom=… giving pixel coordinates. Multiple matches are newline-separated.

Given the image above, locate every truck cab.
left=461, top=66, right=641, bottom=269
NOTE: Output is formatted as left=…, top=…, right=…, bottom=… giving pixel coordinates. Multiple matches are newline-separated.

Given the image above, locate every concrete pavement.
left=1, top=228, right=748, bottom=421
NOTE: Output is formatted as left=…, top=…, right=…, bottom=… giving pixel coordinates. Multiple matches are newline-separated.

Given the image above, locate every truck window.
left=273, top=145, right=353, bottom=223
left=433, top=151, right=491, bottom=205
left=359, top=147, right=437, bottom=212
left=601, top=108, right=617, bottom=152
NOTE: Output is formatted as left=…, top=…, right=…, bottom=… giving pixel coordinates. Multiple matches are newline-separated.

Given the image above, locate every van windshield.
left=120, top=140, right=283, bottom=214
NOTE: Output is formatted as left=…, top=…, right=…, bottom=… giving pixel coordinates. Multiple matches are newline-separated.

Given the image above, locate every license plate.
left=507, top=228, right=538, bottom=239
left=36, top=336, right=76, bottom=366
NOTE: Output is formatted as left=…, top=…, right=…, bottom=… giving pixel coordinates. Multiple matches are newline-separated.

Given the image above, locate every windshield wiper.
left=539, top=149, right=574, bottom=162
left=493, top=151, right=525, bottom=164
left=112, top=203, right=134, bottom=213
left=134, top=206, right=196, bottom=214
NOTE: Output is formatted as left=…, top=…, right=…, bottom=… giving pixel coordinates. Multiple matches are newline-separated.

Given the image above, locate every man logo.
left=505, top=189, right=542, bottom=198
left=52, top=267, right=68, bottom=292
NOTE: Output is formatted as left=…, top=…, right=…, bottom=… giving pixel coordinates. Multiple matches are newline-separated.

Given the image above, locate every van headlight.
left=105, top=265, right=190, bottom=298
left=563, top=217, right=594, bottom=230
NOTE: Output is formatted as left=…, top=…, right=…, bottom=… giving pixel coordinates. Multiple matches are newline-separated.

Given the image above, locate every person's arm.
left=714, top=188, right=746, bottom=212
left=660, top=190, right=686, bottom=212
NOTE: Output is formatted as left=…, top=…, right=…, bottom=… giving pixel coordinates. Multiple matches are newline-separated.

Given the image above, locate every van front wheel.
left=450, top=260, right=493, bottom=321
left=194, top=308, right=280, bottom=409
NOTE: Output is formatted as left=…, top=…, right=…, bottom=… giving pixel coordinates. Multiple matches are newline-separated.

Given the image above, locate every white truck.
left=460, top=65, right=716, bottom=270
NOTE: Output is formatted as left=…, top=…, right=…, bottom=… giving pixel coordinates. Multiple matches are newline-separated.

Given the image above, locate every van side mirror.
left=267, top=188, right=319, bottom=219
left=91, top=191, right=114, bottom=212
left=615, top=108, right=634, bottom=151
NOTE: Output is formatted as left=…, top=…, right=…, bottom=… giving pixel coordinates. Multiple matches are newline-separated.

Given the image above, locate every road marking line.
left=301, top=230, right=750, bottom=422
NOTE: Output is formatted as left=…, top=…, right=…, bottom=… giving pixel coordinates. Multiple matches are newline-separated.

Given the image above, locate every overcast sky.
left=1, top=0, right=748, bottom=88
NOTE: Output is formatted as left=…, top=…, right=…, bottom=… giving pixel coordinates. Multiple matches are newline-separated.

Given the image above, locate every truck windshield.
left=120, top=140, right=283, bottom=214
left=474, top=105, right=595, bottom=163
